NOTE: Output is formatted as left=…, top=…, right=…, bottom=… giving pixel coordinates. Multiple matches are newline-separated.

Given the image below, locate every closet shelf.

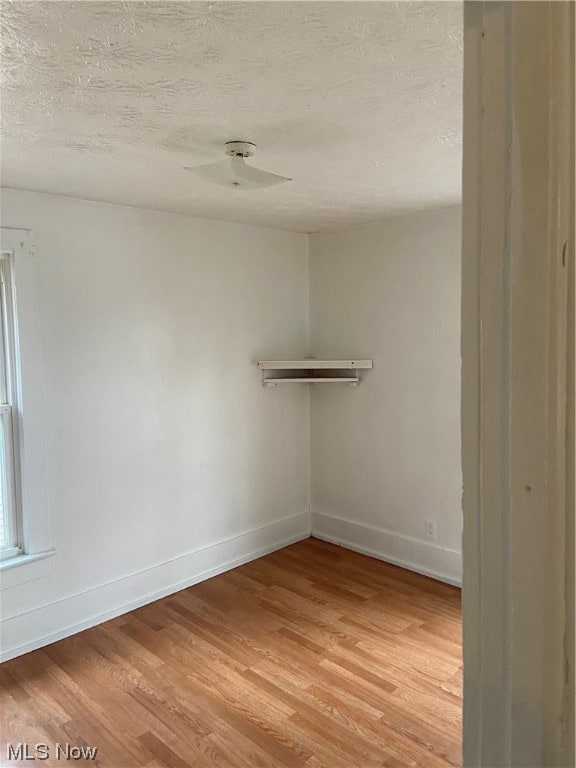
left=256, top=359, right=372, bottom=388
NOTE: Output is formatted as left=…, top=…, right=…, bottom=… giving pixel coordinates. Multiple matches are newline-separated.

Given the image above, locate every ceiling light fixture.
left=183, top=141, right=292, bottom=190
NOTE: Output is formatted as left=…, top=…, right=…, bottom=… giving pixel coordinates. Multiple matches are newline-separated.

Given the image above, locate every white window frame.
left=0, top=254, right=23, bottom=561
left=0, top=228, right=53, bottom=574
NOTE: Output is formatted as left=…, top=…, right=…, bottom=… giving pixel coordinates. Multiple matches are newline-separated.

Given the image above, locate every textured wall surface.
left=1, top=1, right=462, bottom=232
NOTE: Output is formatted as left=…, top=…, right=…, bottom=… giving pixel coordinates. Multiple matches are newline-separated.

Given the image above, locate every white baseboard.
left=0, top=511, right=310, bottom=663
left=1, top=509, right=460, bottom=662
left=312, top=510, right=462, bottom=587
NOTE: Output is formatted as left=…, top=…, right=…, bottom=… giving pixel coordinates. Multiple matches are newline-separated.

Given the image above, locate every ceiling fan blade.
left=183, top=157, right=291, bottom=190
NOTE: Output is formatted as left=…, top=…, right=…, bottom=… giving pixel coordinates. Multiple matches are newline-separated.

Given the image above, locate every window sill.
left=0, top=548, right=56, bottom=589
left=0, top=548, right=57, bottom=571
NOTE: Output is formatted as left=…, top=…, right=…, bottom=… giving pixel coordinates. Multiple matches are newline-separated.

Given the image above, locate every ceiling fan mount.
left=223, top=141, right=256, bottom=159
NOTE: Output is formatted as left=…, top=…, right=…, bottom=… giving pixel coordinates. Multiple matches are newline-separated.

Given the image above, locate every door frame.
left=462, top=2, right=574, bottom=765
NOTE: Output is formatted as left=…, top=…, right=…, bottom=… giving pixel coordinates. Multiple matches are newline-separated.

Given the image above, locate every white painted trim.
left=312, top=510, right=462, bottom=587
left=0, top=549, right=55, bottom=590
left=0, top=511, right=309, bottom=663
left=0, top=228, right=31, bottom=253
left=0, top=228, right=50, bottom=559
left=0, top=547, right=56, bottom=572
left=462, top=3, right=573, bottom=765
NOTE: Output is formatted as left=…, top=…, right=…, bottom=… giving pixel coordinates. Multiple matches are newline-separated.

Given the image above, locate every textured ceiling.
left=0, top=1, right=462, bottom=233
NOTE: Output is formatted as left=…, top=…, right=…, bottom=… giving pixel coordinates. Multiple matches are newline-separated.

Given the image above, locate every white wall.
left=309, top=208, right=462, bottom=584
left=0, top=189, right=311, bottom=660
left=0, top=192, right=463, bottom=660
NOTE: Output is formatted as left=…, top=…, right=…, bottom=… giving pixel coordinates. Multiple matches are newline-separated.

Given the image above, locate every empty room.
left=1, top=1, right=573, bottom=767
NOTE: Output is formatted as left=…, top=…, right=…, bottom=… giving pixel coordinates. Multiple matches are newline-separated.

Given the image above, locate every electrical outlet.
left=425, top=520, right=437, bottom=540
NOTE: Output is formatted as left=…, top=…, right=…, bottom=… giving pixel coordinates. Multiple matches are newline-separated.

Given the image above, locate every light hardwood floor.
left=0, top=538, right=462, bottom=767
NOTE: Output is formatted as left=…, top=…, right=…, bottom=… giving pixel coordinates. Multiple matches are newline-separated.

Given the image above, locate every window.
left=0, top=228, right=51, bottom=575
left=0, top=254, right=22, bottom=561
